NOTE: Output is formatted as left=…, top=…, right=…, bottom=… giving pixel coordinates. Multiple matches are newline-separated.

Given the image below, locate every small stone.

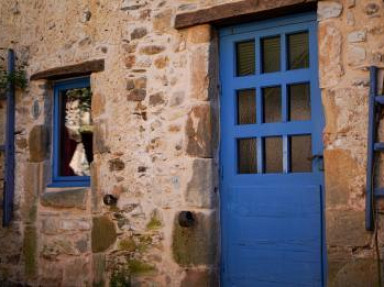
left=348, top=31, right=366, bottom=43
left=124, top=55, right=136, bottom=68
left=127, top=89, right=146, bottom=101
left=32, top=100, right=41, bottom=119
left=149, top=92, right=165, bottom=106
left=60, top=219, right=91, bottom=231
left=153, top=9, right=172, bottom=33
left=347, top=46, right=366, bottom=66
left=347, top=0, right=355, bottom=8
left=365, top=3, right=379, bottom=15
left=178, top=4, right=197, bottom=11
left=138, top=166, right=147, bottom=172
left=154, top=56, right=169, bottom=69
left=127, top=77, right=147, bottom=90
left=80, top=10, right=91, bottom=23
left=131, top=27, right=147, bottom=40
left=109, top=158, right=125, bottom=171
left=346, top=11, right=355, bottom=26
left=140, top=45, right=166, bottom=55
left=317, top=1, right=343, bottom=20
left=121, top=0, right=145, bottom=11
left=169, top=91, right=185, bottom=107
left=122, top=43, right=137, bottom=54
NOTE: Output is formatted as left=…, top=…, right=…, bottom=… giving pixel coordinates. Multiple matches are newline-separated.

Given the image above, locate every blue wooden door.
left=220, top=13, right=325, bottom=287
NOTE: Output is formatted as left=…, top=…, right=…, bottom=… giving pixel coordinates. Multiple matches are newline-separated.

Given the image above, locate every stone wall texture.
left=0, top=0, right=383, bottom=286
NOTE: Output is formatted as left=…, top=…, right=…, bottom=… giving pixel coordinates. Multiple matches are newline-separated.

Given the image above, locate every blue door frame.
left=219, top=12, right=326, bottom=287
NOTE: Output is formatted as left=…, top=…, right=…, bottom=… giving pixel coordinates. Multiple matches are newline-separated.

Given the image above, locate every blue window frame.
left=50, top=77, right=92, bottom=187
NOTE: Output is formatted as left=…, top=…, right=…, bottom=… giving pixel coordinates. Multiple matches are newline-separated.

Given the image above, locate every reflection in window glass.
left=236, top=41, right=255, bottom=76
left=237, top=89, right=256, bottom=125
left=288, top=32, right=309, bottom=70
left=290, top=135, right=312, bottom=172
left=289, top=83, right=311, bottom=121
left=262, top=36, right=280, bottom=73
left=238, top=138, right=257, bottom=174
left=264, top=137, right=283, bottom=173
left=263, top=86, right=281, bottom=123
left=59, top=88, right=93, bottom=176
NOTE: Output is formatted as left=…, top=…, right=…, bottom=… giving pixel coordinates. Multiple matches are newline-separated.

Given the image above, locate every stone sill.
left=41, top=187, right=89, bottom=210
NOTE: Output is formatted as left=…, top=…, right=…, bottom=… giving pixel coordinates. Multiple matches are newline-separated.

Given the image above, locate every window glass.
left=238, top=138, right=257, bottom=174
left=262, top=36, right=280, bottom=73
left=263, top=86, right=281, bottom=123
left=236, top=41, right=255, bottom=76
left=237, top=89, right=256, bottom=125
left=58, top=87, right=93, bottom=177
left=288, top=32, right=309, bottom=70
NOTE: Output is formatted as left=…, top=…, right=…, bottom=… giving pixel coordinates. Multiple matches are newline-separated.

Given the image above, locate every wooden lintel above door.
left=174, top=0, right=317, bottom=29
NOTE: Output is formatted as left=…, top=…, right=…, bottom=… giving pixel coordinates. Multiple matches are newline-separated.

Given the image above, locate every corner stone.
left=186, top=103, right=212, bottom=158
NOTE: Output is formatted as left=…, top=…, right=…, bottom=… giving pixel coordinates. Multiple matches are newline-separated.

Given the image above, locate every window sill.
left=41, top=187, right=89, bottom=210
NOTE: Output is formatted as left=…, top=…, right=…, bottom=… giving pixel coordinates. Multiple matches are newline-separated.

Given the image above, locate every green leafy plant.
left=0, top=66, right=27, bottom=94
left=66, top=88, right=91, bottom=111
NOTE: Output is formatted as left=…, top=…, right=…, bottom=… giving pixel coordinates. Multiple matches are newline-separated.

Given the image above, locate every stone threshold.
left=175, top=0, right=317, bottom=29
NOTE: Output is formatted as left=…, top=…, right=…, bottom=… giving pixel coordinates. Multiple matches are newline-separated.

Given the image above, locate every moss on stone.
left=92, top=216, right=117, bottom=253
left=23, top=225, right=37, bottom=278
left=127, top=259, right=156, bottom=276
left=146, top=215, right=162, bottom=230
left=118, top=238, right=136, bottom=252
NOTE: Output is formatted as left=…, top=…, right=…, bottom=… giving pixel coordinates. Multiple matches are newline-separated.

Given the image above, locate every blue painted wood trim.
left=3, top=50, right=15, bottom=227
left=51, top=77, right=91, bottom=187
left=365, top=66, right=377, bottom=231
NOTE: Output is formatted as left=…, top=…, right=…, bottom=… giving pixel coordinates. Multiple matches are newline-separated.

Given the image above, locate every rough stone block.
left=93, top=120, right=110, bottom=154
left=172, top=211, right=217, bottom=266
left=318, top=1, right=343, bottom=20
left=347, top=46, right=366, bottom=66
left=40, top=188, right=88, bottom=210
left=23, top=225, right=37, bottom=278
left=153, top=9, right=172, bottom=33
left=29, top=125, right=49, bottom=162
left=326, top=209, right=371, bottom=247
left=324, top=149, right=362, bottom=207
left=93, top=253, right=106, bottom=287
left=181, top=269, right=218, bottom=287
left=140, top=45, right=166, bottom=55
left=92, top=216, right=117, bottom=253
left=186, top=103, right=212, bottom=158
left=187, top=25, right=212, bottom=44
left=329, top=259, right=380, bottom=287
left=319, top=22, right=343, bottom=88
left=63, top=257, right=89, bottom=287
left=185, top=158, right=215, bottom=208
left=190, top=45, right=209, bottom=101
left=22, top=162, right=43, bottom=223
left=348, top=31, right=366, bottom=43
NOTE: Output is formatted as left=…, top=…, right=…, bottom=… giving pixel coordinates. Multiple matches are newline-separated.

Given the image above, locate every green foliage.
left=0, top=66, right=27, bottom=93
left=110, top=266, right=131, bottom=287
left=66, top=88, right=91, bottom=111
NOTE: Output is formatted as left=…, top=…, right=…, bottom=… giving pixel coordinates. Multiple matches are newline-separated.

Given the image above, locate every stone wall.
left=0, top=0, right=384, bottom=286
left=318, top=0, right=384, bottom=286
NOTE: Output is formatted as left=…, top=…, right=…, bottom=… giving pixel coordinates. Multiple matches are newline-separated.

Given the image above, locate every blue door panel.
left=220, top=12, right=325, bottom=287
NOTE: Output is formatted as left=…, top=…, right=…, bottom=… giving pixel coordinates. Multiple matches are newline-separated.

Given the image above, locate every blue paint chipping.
left=3, top=50, right=15, bottom=227
left=219, top=13, right=325, bottom=287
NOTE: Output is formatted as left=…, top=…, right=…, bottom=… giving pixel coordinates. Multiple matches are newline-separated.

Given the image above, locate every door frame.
left=218, top=11, right=327, bottom=286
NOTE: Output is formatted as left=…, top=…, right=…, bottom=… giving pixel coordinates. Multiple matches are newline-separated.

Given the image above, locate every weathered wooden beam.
left=175, top=0, right=317, bottom=29
left=30, top=59, right=105, bottom=81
